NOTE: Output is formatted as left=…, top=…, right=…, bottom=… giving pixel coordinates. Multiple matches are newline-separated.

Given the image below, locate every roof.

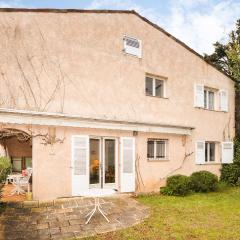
left=0, top=8, right=235, bottom=82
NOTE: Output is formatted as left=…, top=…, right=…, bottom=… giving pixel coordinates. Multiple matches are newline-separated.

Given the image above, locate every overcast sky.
left=0, top=0, right=239, bottom=55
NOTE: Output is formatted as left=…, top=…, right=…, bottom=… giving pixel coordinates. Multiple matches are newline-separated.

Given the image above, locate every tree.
left=204, top=19, right=240, bottom=137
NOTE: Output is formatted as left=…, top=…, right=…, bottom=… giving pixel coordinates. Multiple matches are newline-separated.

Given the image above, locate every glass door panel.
left=12, top=157, right=22, bottom=172
left=104, top=139, right=115, bottom=184
left=90, top=139, right=100, bottom=185
left=25, top=157, right=32, bottom=168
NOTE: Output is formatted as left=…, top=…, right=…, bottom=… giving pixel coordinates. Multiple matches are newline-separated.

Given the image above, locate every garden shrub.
left=160, top=174, right=191, bottom=196
left=0, top=157, right=11, bottom=200
left=220, top=137, right=240, bottom=185
left=0, top=157, right=11, bottom=183
left=190, top=171, right=218, bottom=192
left=220, top=163, right=240, bottom=185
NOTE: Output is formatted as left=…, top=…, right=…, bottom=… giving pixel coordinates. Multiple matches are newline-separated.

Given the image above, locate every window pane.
left=147, top=141, right=154, bottom=158
left=205, top=143, right=208, bottom=162
left=209, top=143, right=215, bottom=161
left=12, top=158, right=22, bottom=172
left=105, top=139, right=115, bottom=184
left=145, top=77, right=153, bottom=96
left=25, top=158, right=32, bottom=169
left=204, top=90, right=207, bottom=109
left=156, top=141, right=166, bottom=158
left=155, top=79, right=164, bottom=97
left=209, top=91, right=214, bottom=110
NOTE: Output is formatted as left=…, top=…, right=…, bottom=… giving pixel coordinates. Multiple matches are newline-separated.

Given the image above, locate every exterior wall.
left=0, top=11, right=235, bottom=200
left=0, top=12, right=235, bottom=138
left=32, top=125, right=223, bottom=200
left=0, top=123, right=224, bottom=200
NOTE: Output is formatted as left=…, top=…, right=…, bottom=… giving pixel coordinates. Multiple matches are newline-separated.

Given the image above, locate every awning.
left=0, top=108, right=194, bottom=135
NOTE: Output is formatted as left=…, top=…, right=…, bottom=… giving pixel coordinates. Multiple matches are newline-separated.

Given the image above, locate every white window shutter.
left=195, top=141, right=205, bottom=164
left=222, top=142, right=233, bottom=164
left=194, top=84, right=204, bottom=108
left=120, top=137, right=135, bottom=192
left=71, top=135, right=89, bottom=196
left=220, top=90, right=228, bottom=112
left=123, top=36, right=142, bottom=58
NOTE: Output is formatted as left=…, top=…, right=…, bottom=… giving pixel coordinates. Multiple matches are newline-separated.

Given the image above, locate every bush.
left=220, top=137, right=240, bottom=185
left=160, top=174, right=191, bottom=196
left=0, top=157, right=11, bottom=184
left=190, top=171, right=218, bottom=192
left=220, top=164, right=240, bottom=185
left=0, top=157, right=11, bottom=200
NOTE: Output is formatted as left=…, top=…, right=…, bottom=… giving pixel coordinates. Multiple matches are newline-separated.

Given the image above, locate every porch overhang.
left=0, top=108, right=194, bottom=135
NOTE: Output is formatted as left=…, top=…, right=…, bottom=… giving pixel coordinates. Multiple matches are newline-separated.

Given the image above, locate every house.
left=0, top=8, right=235, bottom=200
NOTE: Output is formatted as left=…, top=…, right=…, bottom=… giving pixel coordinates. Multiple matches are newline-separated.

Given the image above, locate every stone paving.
left=0, top=195, right=150, bottom=240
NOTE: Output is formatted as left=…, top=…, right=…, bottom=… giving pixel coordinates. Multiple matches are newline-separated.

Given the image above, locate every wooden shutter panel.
left=71, top=135, right=89, bottom=196
left=195, top=141, right=205, bottom=164
left=222, top=142, right=233, bottom=164
left=194, top=84, right=204, bottom=108
left=120, top=137, right=135, bottom=192
left=220, top=90, right=228, bottom=112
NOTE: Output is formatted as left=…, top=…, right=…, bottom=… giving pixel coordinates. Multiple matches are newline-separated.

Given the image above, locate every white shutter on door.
left=195, top=141, right=205, bottom=164
left=222, top=142, right=233, bottom=164
left=71, top=135, right=89, bottom=196
left=194, top=84, right=204, bottom=108
left=120, top=137, right=135, bottom=192
left=220, top=90, right=228, bottom=112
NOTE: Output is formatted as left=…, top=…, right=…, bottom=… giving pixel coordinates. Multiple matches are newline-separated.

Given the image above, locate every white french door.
left=71, top=135, right=136, bottom=196
left=89, top=137, right=117, bottom=189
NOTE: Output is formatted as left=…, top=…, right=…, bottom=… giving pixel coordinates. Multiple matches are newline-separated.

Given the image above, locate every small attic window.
left=123, top=36, right=142, bottom=58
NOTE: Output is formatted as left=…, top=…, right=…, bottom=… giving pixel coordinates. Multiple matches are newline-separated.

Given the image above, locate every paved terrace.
left=0, top=195, right=150, bottom=240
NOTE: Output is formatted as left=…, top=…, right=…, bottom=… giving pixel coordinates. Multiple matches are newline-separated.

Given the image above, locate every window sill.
left=196, top=162, right=222, bottom=165
left=146, top=94, right=169, bottom=100
left=147, top=158, right=169, bottom=162
left=194, top=107, right=227, bottom=113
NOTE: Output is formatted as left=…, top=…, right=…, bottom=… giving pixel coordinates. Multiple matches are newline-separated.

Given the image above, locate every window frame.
left=205, top=142, right=216, bottom=163
left=147, top=139, right=168, bottom=161
left=204, top=88, right=215, bottom=110
left=145, top=76, right=165, bottom=98
left=123, top=35, right=142, bottom=58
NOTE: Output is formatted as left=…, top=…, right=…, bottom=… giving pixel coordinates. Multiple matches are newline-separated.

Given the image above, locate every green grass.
left=85, top=187, right=240, bottom=240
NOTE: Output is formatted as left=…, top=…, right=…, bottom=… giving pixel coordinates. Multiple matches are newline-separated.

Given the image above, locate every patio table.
left=81, top=188, right=116, bottom=224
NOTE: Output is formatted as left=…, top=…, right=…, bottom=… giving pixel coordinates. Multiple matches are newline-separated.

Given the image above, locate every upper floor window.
left=123, top=36, right=142, bottom=58
left=145, top=76, right=165, bottom=98
left=204, top=88, right=215, bottom=110
left=147, top=139, right=168, bottom=160
left=194, top=84, right=228, bottom=112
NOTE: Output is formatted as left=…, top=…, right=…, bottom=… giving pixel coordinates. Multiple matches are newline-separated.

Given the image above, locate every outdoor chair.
left=10, top=171, right=32, bottom=195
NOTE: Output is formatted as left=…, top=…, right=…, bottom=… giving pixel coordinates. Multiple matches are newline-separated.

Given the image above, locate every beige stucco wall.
left=0, top=123, right=222, bottom=200
left=32, top=126, right=223, bottom=200
left=0, top=11, right=235, bottom=200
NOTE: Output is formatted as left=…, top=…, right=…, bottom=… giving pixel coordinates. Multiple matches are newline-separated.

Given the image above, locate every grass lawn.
left=85, top=187, right=240, bottom=240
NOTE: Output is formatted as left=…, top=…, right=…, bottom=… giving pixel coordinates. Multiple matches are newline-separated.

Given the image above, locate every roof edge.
left=0, top=8, right=134, bottom=13
left=0, top=7, right=235, bottom=82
